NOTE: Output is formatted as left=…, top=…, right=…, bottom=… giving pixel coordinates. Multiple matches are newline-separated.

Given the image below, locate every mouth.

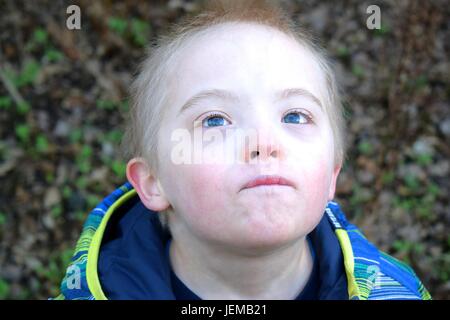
left=240, top=175, right=296, bottom=191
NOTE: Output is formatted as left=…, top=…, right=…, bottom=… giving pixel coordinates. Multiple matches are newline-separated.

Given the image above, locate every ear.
left=328, top=163, right=342, bottom=201
left=126, top=157, right=171, bottom=212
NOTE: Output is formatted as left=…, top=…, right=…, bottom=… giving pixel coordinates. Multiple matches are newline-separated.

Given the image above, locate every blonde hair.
left=122, top=0, right=346, bottom=228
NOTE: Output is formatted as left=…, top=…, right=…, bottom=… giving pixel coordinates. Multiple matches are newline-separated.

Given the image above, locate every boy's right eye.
left=201, top=112, right=232, bottom=128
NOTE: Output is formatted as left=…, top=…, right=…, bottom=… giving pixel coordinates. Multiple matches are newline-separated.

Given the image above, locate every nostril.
left=251, top=151, right=259, bottom=158
left=270, top=150, right=278, bottom=158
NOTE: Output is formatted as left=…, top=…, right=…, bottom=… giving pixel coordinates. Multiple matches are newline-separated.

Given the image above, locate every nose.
left=243, top=129, right=284, bottom=164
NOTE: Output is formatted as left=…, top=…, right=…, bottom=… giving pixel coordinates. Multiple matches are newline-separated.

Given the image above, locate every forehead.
left=169, top=22, right=327, bottom=109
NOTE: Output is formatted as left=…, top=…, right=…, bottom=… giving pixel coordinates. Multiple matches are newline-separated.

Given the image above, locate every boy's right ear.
left=126, top=158, right=171, bottom=212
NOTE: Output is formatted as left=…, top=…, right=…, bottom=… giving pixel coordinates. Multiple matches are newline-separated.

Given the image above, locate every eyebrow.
left=177, top=87, right=323, bottom=117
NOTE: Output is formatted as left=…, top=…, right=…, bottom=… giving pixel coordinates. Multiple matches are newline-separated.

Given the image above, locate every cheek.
left=303, top=160, right=332, bottom=201
left=289, top=136, right=334, bottom=181
left=164, top=164, right=230, bottom=224
left=299, top=156, right=333, bottom=222
left=290, top=140, right=335, bottom=219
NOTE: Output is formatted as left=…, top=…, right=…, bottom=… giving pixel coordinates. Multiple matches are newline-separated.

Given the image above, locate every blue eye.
left=282, top=111, right=310, bottom=124
left=202, top=113, right=231, bottom=127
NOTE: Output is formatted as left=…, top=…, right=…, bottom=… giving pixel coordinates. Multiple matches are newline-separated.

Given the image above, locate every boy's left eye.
left=282, top=110, right=311, bottom=124
left=202, top=113, right=231, bottom=127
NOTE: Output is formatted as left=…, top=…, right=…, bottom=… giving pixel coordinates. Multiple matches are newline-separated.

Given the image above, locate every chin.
left=226, top=220, right=306, bottom=253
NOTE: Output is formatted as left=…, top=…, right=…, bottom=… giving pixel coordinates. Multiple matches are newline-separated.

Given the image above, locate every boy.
left=54, top=0, right=431, bottom=300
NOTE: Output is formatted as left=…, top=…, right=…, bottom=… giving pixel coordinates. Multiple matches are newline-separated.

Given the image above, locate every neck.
left=169, top=233, right=313, bottom=300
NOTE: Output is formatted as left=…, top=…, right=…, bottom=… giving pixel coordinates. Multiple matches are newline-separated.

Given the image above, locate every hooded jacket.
left=53, top=182, right=431, bottom=300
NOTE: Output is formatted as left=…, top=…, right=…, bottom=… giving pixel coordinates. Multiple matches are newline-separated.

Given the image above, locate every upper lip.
left=240, top=175, right=296, bottom=191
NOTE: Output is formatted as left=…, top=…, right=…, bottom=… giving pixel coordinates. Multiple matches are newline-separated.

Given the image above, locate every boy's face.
left=157, top=23, right=340, bottom=251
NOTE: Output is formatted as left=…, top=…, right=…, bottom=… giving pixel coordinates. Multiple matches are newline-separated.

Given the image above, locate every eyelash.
left=196, top=111, right=231, bottom=126
left=282, top=108, right=314, bottom=124
left=204, top=112, right=229, bottom=121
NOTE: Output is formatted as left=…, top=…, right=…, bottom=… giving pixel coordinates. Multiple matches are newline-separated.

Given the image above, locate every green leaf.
left=427, top=183, right=440, bottom=197
left=69, top=128, right=83, bottom=143
left=17, top=101, right=31, bottom=115
left=119, top=100, right=129, bottom=112
left=75, top=210, right=86, bottom=222
left=106, top=130, right=123, bottom=143
left=440, top=270, right=449, bottom=282
left=0, top=96, right=12, bottom=109
left=404, top=174, right=420, bottom=190
left=45, top=172, right=55, bottom=183
left=336, top=46, right=350, bottom=58
left=33, top=28, right=48, bottom=44
left=416, top=205, right=432, bottom=220
left=80, top=145, right=93, bottom=159
left=0, top=279, right=10, bottom=299
left=62, top=186, right=72, bottom=199
left=35, top=134, right=49, bottom=153
left=414, top=75, right=428, bottom=89
left=96, top=99, right=116, bottom=110
left=75, top=177, right=88, bottom=189
left=351, top=64, right=365, bottom=78
left=413, top=243, right=425, bottom=255
left=374, top=23, right=390, bottom=36
left=76, top=145, right=92, bottom=173
left=45, top=49, right=64, bottom=62
left=61, top=248, right=74, bottom=267
left=111, top=160, right=126, bottom=178
left=131, top=18, right=150, bottom=47
left=392, top=240, right=412, bottom=253
left=86, top=195, right=101, bottom=208
left=108, top=17, right=128, bottom=35
left=416, top=153, right=433, bottom=166
left=381, top=171, right=395, bottom=185
left=0, top=212, right=6, bottom=225
left=358, top=140, right=373, bottom=155
left=17, top=60, right=40, bottom=87
left=15, top=124, right=30, bottom=143
left=51, top=205, right=63, bottom=218
left=78, top=159, right=91, bottom=174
